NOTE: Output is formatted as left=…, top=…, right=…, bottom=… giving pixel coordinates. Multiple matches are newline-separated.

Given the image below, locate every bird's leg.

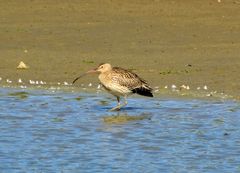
left=117, top=96, right=121, bottom=106
left=109, top=96, right=128, bottom=111
left=123, top=95, right=128, bottom=106
left=109, top=96, right=121, bottom=111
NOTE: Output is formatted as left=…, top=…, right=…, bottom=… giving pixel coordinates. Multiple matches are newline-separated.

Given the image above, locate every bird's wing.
left=111, top=67, right=151, bottom=90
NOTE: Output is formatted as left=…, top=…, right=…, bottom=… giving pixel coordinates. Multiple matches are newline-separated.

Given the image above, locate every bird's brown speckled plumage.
left=99, top=66, right=153, bottom=97
left=73, top=63, right=153, bottom=111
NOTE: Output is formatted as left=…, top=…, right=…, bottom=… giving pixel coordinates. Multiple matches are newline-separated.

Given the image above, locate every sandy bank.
left=0, top=0, right=239, bottom=100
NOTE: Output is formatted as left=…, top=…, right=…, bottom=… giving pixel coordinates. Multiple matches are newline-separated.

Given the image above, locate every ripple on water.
left=0, top=88, right=240, bottom=172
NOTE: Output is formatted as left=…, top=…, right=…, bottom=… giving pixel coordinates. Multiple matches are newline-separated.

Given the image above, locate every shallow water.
left=0, top=88, right=240, bottom=173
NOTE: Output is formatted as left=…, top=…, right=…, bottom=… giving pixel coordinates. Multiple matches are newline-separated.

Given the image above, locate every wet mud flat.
left=0, top=0, right=240, bottom=100
left=0, top=87, right=240, bottom=172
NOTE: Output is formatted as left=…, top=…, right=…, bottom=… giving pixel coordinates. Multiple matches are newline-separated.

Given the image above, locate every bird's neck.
left=98, top=71, right=111, bottom=83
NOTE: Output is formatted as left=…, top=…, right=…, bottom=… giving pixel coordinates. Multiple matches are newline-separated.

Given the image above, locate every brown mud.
left=0, top=0, right=239, bottom=99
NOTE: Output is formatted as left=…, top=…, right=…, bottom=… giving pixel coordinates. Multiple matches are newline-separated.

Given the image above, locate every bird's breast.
left=98, top=73, right=132, bottom=96
left=98, top=73, right=110, bottom=86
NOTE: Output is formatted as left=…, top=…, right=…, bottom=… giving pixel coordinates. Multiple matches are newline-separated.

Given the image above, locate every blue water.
left=0, top=88, right=240, bottom=173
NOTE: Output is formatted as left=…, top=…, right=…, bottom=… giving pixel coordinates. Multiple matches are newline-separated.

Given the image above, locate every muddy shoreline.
left=0, top=0, right=239, bottom=100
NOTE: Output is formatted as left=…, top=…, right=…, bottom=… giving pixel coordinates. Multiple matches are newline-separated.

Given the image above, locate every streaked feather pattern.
left=73, top=63, right=153, bottom=111
left=99, top=66, right=153, bottom=97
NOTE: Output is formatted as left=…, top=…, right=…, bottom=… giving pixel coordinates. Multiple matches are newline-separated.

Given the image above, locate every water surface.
left=0, top=88, right=240, bottom=173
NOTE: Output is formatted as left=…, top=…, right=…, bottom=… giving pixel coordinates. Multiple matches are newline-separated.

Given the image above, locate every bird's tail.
left=132, top=85, right=153, bottom=97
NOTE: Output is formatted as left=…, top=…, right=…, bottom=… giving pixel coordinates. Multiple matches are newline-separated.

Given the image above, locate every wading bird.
left=73, top=63, right=153, bottom=111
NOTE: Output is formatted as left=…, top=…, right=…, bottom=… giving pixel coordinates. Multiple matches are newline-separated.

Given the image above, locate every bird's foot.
left=109, top=102, right=127, bottom=112
left=109, top=106, right=121, bottom=112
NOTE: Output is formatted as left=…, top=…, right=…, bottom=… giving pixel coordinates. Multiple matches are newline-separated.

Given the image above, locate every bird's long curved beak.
left=72, top=68, right=97, bottom=84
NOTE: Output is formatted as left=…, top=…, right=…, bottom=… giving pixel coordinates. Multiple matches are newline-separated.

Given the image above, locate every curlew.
left=73, top=63, right=153, bottom=111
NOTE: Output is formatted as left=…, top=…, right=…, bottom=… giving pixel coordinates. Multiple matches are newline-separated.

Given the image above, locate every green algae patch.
left=213, top=118, right=225, bottom=125
left=99, top=100, right=109, bottom=106
left=228, top=105, right=240, bottom=112
left=8, top=91, right=29, bottom=99
left=103, top=113, right=152, bottom=124
left=75, top=96, right=83, bottom=101
left=82, top=60, right=94, bottom=64
left=52, top=117, right=64, bottom=122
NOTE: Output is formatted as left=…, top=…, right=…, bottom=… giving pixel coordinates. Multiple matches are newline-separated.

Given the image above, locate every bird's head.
left=95, top=63, right=112, bottom=73
left=72, top=63, right=112, bottom=84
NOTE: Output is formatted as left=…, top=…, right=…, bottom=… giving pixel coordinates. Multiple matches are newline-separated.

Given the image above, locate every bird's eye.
left=100, top=66, right=103, bottom=69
